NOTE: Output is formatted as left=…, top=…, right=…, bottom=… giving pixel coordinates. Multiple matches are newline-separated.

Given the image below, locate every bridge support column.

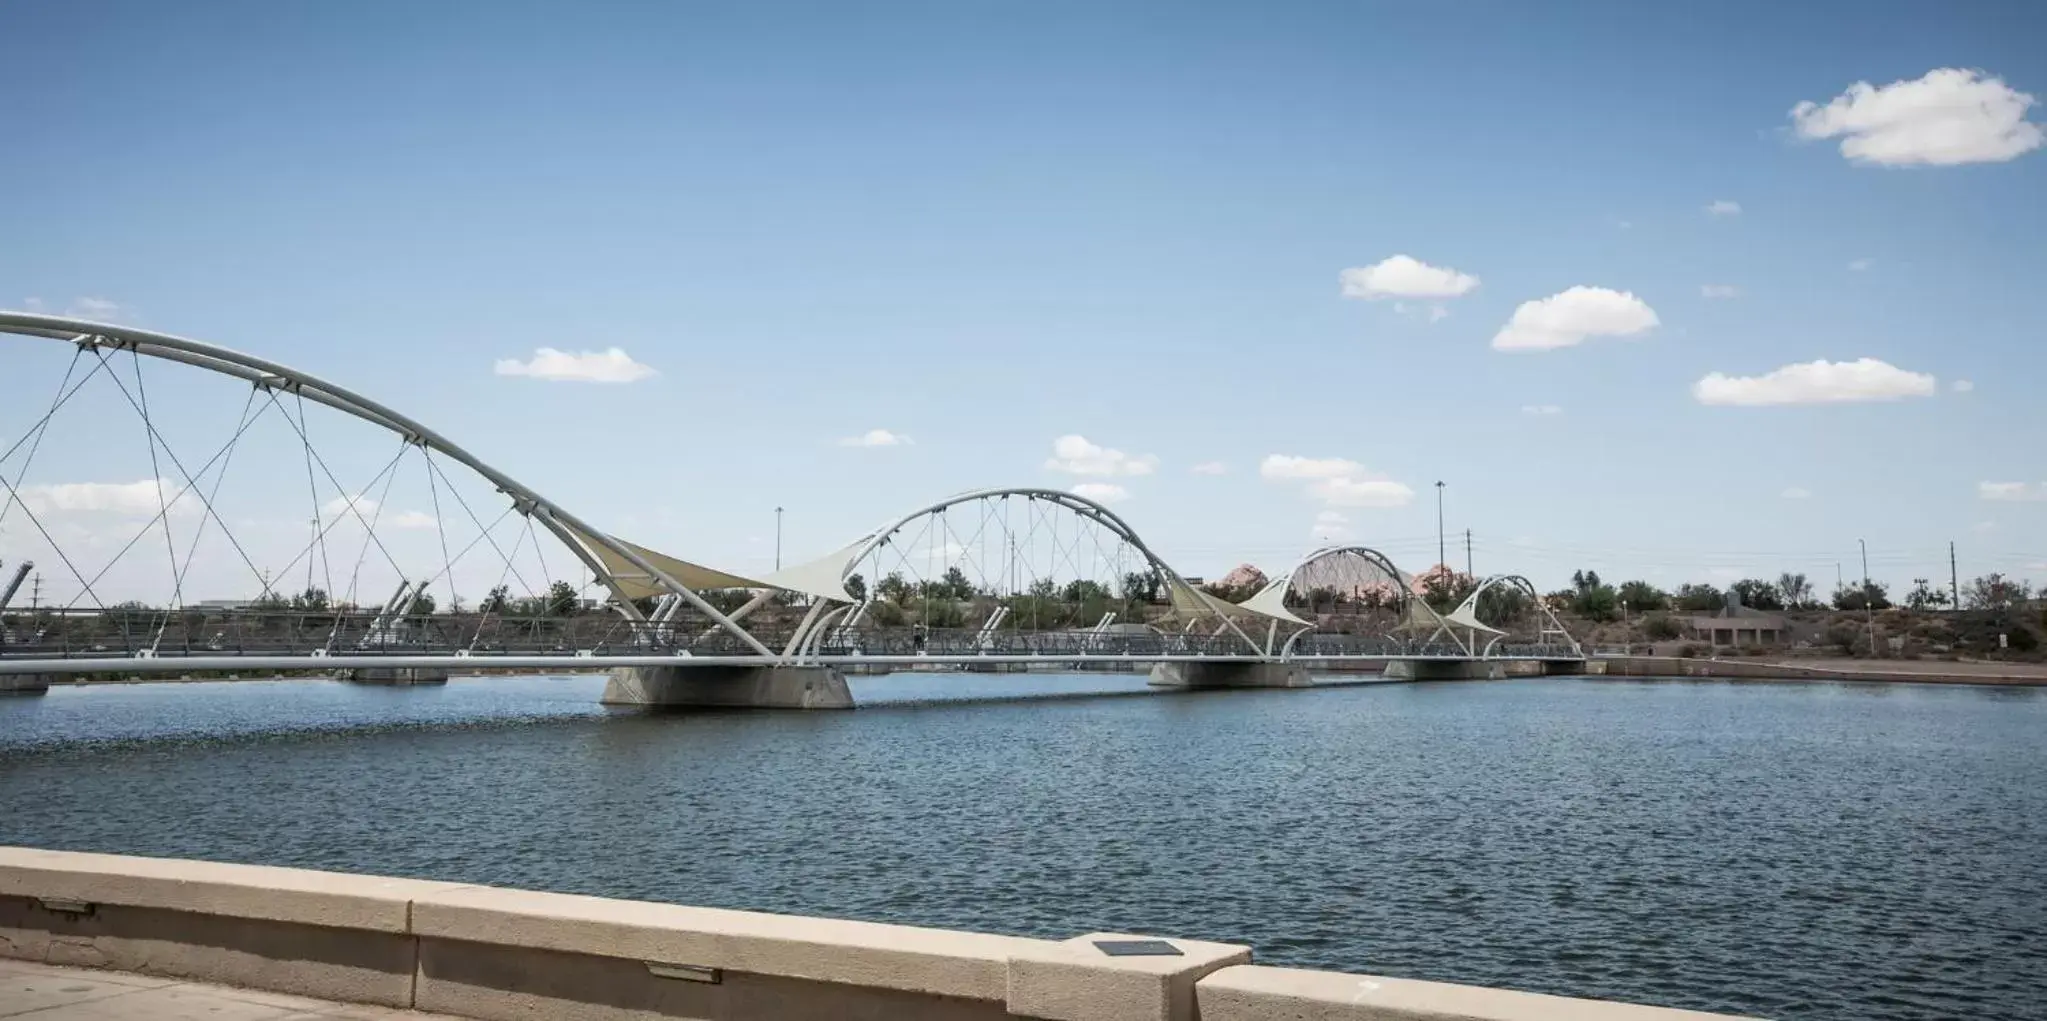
left=0, top=674, right=52, bottom=696
left=601, top=665, right=854, bottom=710
left=344, top=667, right=451, bottom=685
left=1383, top=659, right=1505, bottom=681
left=1146, top=661, right=1310, bottom=690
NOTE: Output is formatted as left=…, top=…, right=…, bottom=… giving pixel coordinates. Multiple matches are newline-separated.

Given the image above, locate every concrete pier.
left=601, top=664, right=855, bottom=709
left=1383, top=659, right=1506, bottom=681
left=0, top=674, right=51, bottom=696
left=344, top=667, right=451, bottom=685
left=1147, top=661, right=1311, bottom=690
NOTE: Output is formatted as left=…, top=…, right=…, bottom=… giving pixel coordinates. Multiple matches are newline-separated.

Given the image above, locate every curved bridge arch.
left=1239, top=543, right=1418, bottom=625
left=0, top=311, right=773, bottom=657
left=1449, top=574, right=1581, bottom=657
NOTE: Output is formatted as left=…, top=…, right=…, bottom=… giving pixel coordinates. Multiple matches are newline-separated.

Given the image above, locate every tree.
left=1642, top=614, right=1682, bottom=641
left=1963, top=573, right=2033, bottom=611
left=1777, top=573, right=1815, bottom=610
left=1729, top=579, right=1783, bottom=611
left=1904, top=578, right=1951, bottom=611
left=1417, top=565, right=1475, bottom=611
left=1616, top=580, right=1668, bottom=612
left=927, top=566, right=976, bottom=601
left=876, top=572, right=913, bottom=605
left=408, top=591, right=436, bottom=618
left=291, top=587, right=329, bottom=612
left=544, top=580, right=578, bottom=617
left=480, top=585, right=510, bottom=615
left=1571, top=569, right=1603, bottom=593
left=1673, top=583, right=1723, bottom=612
left=1832, top=581, right=1891, bottom=611
left=1061, top=579, right=1112, bottom=604
left=1573, top=583, right=1620, bottom=622
left=844, top=573, right=867, bottom=602
left=1121, top=570, right=1162, bottom=605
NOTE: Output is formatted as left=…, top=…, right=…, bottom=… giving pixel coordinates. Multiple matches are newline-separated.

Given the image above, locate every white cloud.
left=839, top=429, right=910, bottom=448
left=1339, top=255, right=1479, bottom=301
left=388, top=510, right=439, bottom=529
left=15, top=479, right=194, bottom=517
left=1848, top=258, right=1875, bottom=272
left=1781, top=487, right=1813, bottom=500
left=1700, top=284, right=1740, bottom=299
left=1311, top=510, right=1354, bottom=541
left=494, top=347, right=656, bottom=383
left=1706, top=200, right=1742, bottom=216
left=1791, top=68, right=2044, bottom=166
left=1190, top=461, right=1227, bottom=476
left=1262, top=454, right=1413, bottom=509
left=1979, top=482, right=2047, bottom=502
left=1491, top=286, right=1659, bottom=352
left=1693, top=358, right=1937, bottom=406
left=1260, top=455, right=1363, bottom=481
left=321, top=494, right=378, bottom=519
left=70, top=297, right=121, bottom=320
left=22, top=297, right=44, bottom=311
left=1951, top=379, right=1974, bottom=393
left=1520, top=404, right=1562, bottom=416
left=1307, top=476, right=1415, bottom=508
left=1045, top=435, right=1157, bottom=477
left=1070, top=482, right=1130, bottom=504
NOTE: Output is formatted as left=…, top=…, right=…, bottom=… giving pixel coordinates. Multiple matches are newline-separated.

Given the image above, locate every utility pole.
left=1465, top=529, right=1473, bottom=579
left=30, top=572, right=41, bottom=612
left=774, top=507, right=785, bottom=571
left=1949, top=541, right=1960, bottom=610
left=1859, top=539, right=1876, bottom=656
left=1435, top=481, right=1446, bottom=572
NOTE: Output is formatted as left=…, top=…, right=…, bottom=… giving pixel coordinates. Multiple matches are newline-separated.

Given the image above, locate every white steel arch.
left=1451, top=574, right=1581, bottom=656
left=0, top=311, right=775, bottom=657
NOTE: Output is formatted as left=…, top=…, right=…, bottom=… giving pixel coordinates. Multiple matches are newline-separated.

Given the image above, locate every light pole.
left=1859, top=538, right=1876, bottom=656
left=1434, top=481, right=1446, bottom=572
left=775, top=507, right=784, bottom=571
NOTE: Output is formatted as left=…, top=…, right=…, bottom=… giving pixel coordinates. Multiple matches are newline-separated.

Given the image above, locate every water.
left=3, top=674, right=2043, bottom=1021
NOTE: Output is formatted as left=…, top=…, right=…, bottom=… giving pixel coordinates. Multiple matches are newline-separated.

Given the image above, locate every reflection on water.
left=3, top=673, right=2044, bottom=1021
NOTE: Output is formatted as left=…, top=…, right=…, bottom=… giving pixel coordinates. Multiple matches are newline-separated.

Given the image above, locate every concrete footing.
left=0, top=674, right=52, bottom=696
left=600, top=665, right=855, bottom=709
left=1383, top=659, right=1509, bottom=681
left=345, top=667, right=451, bottom=685
left=1146, top=661, right=1311, bottom=690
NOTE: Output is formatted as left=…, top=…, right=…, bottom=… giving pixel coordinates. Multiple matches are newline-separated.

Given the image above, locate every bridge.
left=0, top=312, right=1583, bottom=706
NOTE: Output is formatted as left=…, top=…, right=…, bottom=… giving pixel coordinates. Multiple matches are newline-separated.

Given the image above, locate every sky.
left=3, top=0, right=2045, bottom=603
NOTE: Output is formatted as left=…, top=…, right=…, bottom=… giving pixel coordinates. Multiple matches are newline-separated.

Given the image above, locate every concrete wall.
left=601, top=665, right=855, bottom=708
left=0, top=675, right=51, bottom=695
left=0, top=847, right=1762, bottom=1021
left=1146, top=661, right=1309, bottom=689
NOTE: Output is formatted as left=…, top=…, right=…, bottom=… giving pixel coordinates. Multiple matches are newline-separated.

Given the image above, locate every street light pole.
left=1859, top=538, right=1876, bottom=656
left=1435, top=481, right=1446, bottom=572
left=775, top=507, right=784, bottom=571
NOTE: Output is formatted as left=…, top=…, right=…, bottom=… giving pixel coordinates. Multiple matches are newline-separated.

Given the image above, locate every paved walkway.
left=0, top=959, right=457, bottom=1019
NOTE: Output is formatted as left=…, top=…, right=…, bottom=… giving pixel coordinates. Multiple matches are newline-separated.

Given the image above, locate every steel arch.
left=828, top=486, right=1262, bottom=651
left=0, top=311, right=774, bottom=657
left=1452, top=574, right=1581, bottom=657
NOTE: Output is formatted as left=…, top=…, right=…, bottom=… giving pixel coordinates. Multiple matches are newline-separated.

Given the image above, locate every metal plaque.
left=1092, top=939, right=1182, bottom=957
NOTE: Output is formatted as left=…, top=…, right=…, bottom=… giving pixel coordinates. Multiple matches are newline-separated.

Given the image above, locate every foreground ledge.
left=0, top=847, right=1762, bottom=1021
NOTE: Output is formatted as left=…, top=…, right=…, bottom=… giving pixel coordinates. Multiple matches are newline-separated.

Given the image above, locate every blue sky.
left=3, top=0, right=2044, bottom=599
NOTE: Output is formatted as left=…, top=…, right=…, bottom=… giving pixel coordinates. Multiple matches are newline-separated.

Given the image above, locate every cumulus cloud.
left=15, top=479, right=194, bottom=517
left=1791, top=68, right=2044, bottom=166
left=1693, top=358, right=1937, bottom=406
left=1190, top=461, right=1227, bottom=475
left=494, top=347, right=657, bottom=383
left=1781, top=487, right=1813, bottom=500
left=1706, top=200, right=1742, bottom=216
left=1262, top=454, right=1413, bottom=509
left=321, top=494, right=379, bottom=519
left=1045, top=435, right=1157, bottom=477
left=388, top=510, right=439, bottom=529
left=1308, top=477, right=1415, bottom=508
left=839, top=429, right=910, bottom=448
left=1700, top=284, right=1741, bottom=299
left=1951, top=379, right=1975, bottom=393
left=1312, top=509, right=1354, bottom=541
left=1339, top=255, right=1479, bottom=300
left=1260, top=455, right=1363, bottom=481
left=1979, top=482, right=2047, bottom=502
left=1070, top=482, right=1130, bottom=504
left=1491, top=286, right=1659, bottom=352
left=1848, top=258, right=1875, bottom=272
left=1520, top=404, right=1562, bottom=416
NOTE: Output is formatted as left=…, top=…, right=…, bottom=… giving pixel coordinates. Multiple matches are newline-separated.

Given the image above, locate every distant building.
left=1685, top=591, right=1787, bottom=647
